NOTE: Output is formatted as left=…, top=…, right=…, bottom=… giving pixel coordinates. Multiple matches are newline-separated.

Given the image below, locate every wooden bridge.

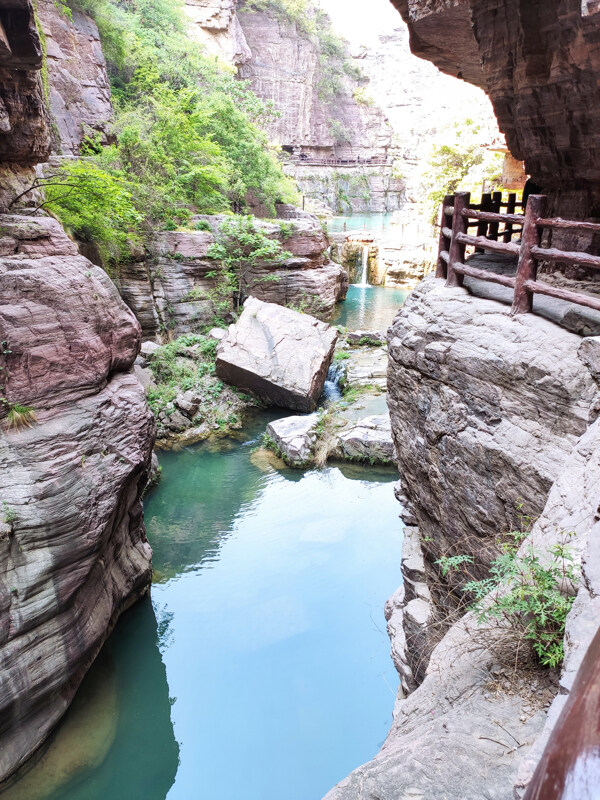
left=437, top=191, right=600, bottom=315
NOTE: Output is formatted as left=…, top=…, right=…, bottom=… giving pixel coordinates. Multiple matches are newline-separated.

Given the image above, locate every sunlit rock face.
left=237, top=4, right=392, bottom=161
left=36, top=0, right=113, bottom=154
left=0, top=216, right=155, bottom=782
left=391, top=0, right=600, bottom=215
left=184, top=0, right=251, bottom=65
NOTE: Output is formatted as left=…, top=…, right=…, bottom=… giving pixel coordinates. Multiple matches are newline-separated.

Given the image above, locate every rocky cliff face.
left=325, top=277, right=600, bottom=798
left=119, top=216, right=347, bottom=341
left=0, top=5, right=154, bottom=782
left=0, top=215, right=154, bottom=782
left=392, top=0, right=600, bottom=216
left=0, top=0, right=50, bottom=210
left=36, top=0, right=113, bottom=154
left=184, top=0, right=251, bottom=65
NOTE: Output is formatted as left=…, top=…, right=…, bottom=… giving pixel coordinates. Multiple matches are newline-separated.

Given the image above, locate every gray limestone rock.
left=265, top=414, right=319, bottom=466
left=333, top=414, right=396, bottom=464
left=216, top=297, right=337, bottom=412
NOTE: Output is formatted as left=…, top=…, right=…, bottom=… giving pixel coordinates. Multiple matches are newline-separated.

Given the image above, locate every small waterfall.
left=322, top=361, right=345, bottom=404
left=360, top=245, right=369, bottom=286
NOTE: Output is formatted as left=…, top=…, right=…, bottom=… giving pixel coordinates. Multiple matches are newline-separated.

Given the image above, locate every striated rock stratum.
left=0, top=215, right=154, bottom=781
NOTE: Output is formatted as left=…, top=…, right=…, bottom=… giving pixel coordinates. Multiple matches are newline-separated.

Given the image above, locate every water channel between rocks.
left=1, top=286, right=408, bottom=800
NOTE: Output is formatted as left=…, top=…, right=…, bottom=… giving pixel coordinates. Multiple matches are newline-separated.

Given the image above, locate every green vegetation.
left=2, top=501, right=16, bottom=526
left=333, top=350, right=350, bottom=361
left=41, top=0, right=297, bottom=273
left=420, top=118, right=504, bottom=224
left=146, top=334, right=248, bottom=436
left=438, top=529, right=579, bottom=669
left=207, top=216, right=291, bottom=310
left=4, top=403, right=37, bottom=431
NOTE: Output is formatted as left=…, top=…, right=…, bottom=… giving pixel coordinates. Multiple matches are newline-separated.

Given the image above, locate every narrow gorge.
left=1, top=1, right=599, bottom=799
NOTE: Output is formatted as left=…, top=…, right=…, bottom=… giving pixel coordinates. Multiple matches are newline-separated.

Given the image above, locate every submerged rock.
left=0, top=215, right=154, bottom=782
left=216, top=297, right=337, bottom=412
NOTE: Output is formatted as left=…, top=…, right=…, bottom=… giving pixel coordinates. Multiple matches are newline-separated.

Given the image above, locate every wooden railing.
left=437, top=191, right=600, bottom=314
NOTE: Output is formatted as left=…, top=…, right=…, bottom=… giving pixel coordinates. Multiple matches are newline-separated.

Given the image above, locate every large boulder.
left=333, top=414, right=396, bottom=465
left=265, top=413, right=319, bottom=467
left=216, top=297, right=337, bottom=412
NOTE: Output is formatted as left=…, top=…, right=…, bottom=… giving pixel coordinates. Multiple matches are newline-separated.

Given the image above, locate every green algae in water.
left=3, top=412, right=404, bottom=800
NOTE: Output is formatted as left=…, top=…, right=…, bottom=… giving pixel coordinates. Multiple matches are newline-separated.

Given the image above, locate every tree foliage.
left=49, top=0, right=298, bottom=266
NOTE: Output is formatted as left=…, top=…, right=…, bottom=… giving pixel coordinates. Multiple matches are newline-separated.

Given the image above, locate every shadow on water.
left=0, top=599, right=179, bottom=800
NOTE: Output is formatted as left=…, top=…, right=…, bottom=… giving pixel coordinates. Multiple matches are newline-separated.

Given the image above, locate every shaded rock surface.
left=37, top=0, right=113, bottom=154
left=0, top=214, right=154, bottom=781
left=216, top=297, right=337, bottom=412
left=391, top=0, right=600, bottom=217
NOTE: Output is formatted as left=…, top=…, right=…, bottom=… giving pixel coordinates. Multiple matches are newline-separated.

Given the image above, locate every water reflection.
left=0, top=600, right=179, bottom=800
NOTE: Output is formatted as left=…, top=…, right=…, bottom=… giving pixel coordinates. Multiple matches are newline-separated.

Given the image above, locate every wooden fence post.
left=446, top=191, right=470, bottom=288
left=436, top=194, right=453, bottom=278
left=475, top=192, right=493, bottom=252
left=504, top=193, right=517, bottom=243
left=488, top=191, right=502, bottom=241
left=511, top=195, right=547, bottom=315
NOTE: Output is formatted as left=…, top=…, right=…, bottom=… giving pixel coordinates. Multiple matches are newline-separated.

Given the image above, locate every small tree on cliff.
left=207, top=216, right=291, bottom=312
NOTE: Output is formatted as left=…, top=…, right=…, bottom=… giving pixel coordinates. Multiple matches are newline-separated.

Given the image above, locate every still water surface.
left=332, top=285, right=409, bottom=331
left=4, top=416, right=404, bottom=800
left=326, top=213, right=395, bottom=235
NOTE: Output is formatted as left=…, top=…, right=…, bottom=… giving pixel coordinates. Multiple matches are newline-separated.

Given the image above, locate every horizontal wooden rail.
left=463, top=208, right=524, bottom=225
left=456, top=232, right=520, bottom=256
left=531, top=245, right=600, bottom=270
left=537, top=217, right=600, bottom=233
left=438, top=191, right=600, bottom=317
left=524, top=280, right=600, bottom=313
left=454, top=263, right=517, bottom=288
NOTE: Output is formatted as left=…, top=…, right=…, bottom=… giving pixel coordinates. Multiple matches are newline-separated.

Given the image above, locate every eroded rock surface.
left=265, top=413, right=319, bottom=466
left=119, top=217, right=345, bottom=340
left=216, top=297, right=337, bottom=412
left=0, top=215, right=154, bottom=781
left=37, top=0, right=113, bottom=153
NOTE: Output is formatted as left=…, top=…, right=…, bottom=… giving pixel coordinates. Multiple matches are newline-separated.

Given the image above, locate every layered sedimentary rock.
left=37, top=0, right=113, bottom=153
left=119, top=217, right=347, bottom=341
left=392, top=0, right=600, bottom=215
left=237, top=3, right=391, bottom=161
left=0, top=0, right=50, bottom=208
left=216, top=297, right=337, bottom=411
left=0, top=215, right=154, bottom=781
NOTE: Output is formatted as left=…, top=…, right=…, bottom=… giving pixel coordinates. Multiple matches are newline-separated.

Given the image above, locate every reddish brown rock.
left=0, top=0, right=50, bottom=168
left=0, top=215, right=154, bottom=781
left=37, top=0, right=113, bottom=153
left=391, top=0, right=600, bottom=215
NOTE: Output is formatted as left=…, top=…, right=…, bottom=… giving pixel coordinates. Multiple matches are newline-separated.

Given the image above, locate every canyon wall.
left=392, top=0, right=600, bottom=216
left=327, top=277, right=600, bottom=799
left=36, top=0, right=113, bottom=154
left=119, top=216, right=347, bottom=341
left=0, top=4, right=154, bottom=783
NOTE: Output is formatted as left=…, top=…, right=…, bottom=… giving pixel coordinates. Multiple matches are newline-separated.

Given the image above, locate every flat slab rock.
left=216, top=297, right=337, bottom=412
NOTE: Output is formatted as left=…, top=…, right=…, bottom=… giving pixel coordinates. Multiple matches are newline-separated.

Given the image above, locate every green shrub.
left=457, top=531, right=580, bottom=668
left=4, top=403, right=37, bottom=430
left=43, top=161, right=142, bottom=272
